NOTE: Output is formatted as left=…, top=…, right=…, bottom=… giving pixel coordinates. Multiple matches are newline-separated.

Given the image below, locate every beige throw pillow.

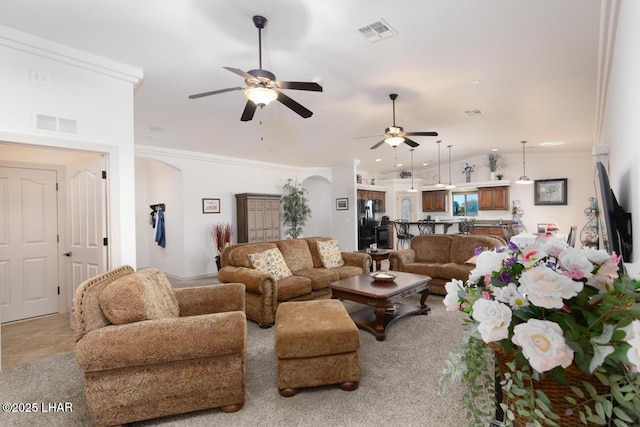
left=248, top=247, right=292, bottom=280
left=317, top=239, right=344, bottom=268
left=98, top=268, right=180, bottom=325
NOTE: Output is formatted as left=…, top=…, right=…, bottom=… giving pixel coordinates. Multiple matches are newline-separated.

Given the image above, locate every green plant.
left=439, top=235, right=640, bottom=426
left=282, top=178, right=312, bottom=239
left=487, top=153, right=504, bottom=172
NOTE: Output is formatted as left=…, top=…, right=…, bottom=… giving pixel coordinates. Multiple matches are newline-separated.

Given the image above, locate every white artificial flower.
left=443, top=279, right=464, bottom=312
left=558, top=247, right=593, bottom=280
left=512, top=319, right=574, bottom=373
left=470, top=250, right=510, bottom=277
left=581, top=246, right=611, bottom=264
left=519, top=265, right=583, bottom=309
left=535, top=236, right=567, bottom=257
left=623, top=320, right=640, bottom=373
left=472, top=298, right=512, bottom=343
left=493, top=283, right=528, bottom=308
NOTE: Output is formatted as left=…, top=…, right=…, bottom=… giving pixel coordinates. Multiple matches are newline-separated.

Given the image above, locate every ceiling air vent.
left=463, top=109, right=484, bottom=116
left=35, top=114, right=78, bottom=135
left=358, top=19, right=397, bottom=42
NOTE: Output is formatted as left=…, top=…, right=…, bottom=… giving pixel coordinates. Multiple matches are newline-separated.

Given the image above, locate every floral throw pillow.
left=248, top=247, right=292, bottom=280
left=317, top=239, right=344, bottom=269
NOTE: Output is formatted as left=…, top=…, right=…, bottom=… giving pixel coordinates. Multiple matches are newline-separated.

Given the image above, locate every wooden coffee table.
left=329, top=272, right=431, bottom=341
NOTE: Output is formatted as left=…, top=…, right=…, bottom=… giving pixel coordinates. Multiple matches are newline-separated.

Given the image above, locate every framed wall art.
left=534, top=178, right=567, bottom=206
left=336, top=198, right=349, bottom=210
left=202, top=198, right=221, bottom=213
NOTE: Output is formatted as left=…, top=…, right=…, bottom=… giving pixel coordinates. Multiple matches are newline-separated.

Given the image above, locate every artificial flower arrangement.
left=439, top=234, right=640, bottom=426
left=462, top=163, right=476, bottom=174
left=212, top=222, right=232, bottom=255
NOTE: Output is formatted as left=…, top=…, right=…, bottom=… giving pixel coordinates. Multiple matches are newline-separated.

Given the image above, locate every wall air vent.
left=463, top=109, right=484, bottom=116
left=35, top=114, right=78, bottom=135
left=358, top=19, right=397, bottom=42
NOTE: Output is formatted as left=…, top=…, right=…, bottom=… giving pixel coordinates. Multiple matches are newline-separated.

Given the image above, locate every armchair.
left=72, top=266, right=247, bottom=426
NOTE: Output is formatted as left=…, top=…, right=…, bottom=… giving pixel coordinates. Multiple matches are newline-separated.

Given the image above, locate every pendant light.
left=515, top=140, right=533, bottom=184
left=434, top=140, right=445, bottom=187
left=445, top=144, right=456, bottom=189
left=408, top=148, right=417, bottom=192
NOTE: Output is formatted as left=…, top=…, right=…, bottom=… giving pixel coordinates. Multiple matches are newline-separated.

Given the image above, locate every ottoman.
left=274, top=299, right=361, bottom=397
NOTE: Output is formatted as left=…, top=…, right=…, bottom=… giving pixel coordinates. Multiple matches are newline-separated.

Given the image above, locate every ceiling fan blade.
left=223, top=66, right=255, bottom=80
left=240, top=100, right=258, bottom=122
left=188, top=86, right=245, bottom=99
left=370, top=139, right=386, bottom=150
left=276, top=81, right=323, bottom=92
left=354, top=134, right=383, bottom=140
left=276, top=91, right=313, bottom=118
left=405, top=131, right=439, bottom=137
left=403, top=138, right=420, bottom=148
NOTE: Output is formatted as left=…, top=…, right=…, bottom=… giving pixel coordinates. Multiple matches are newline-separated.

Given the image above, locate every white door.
left=66, top=155, right=107, bottom=298
left=0, top=166, right=59, bottom=323
left=396, top=191, right=418, bottom=222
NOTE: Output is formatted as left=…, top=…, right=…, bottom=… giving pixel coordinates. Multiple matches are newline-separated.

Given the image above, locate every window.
left=452, top=191, right=478, bottom=216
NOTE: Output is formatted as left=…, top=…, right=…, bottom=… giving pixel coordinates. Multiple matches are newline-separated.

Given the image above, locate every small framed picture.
left=202, top=198, right=220, bottom=214
left=534, top=179, right=567, bottom=206
left=336, top=198, right=349, bottom=210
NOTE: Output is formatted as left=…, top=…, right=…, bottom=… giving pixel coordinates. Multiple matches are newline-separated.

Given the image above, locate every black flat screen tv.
left=594, top=161, right=632, bottom=269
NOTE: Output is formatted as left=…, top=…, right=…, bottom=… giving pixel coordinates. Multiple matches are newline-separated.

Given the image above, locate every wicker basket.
left=492, top=344, right=609, bottom=427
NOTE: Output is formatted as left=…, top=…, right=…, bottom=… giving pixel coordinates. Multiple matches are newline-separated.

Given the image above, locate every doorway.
left=0, top=144, right=109, bottom=324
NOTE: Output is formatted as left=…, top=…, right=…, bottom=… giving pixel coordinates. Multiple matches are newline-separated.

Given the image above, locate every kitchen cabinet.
left=473, top=226, right=505, bottom=237
left=478, top=186, right=509, bottom=210
left=357, top=189, right=386, bottom=212
left=422, top=190, right=447, bottom=212
left=235, top=193, right=281, bottom=243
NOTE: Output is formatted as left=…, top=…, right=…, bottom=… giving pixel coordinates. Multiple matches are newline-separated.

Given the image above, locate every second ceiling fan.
left=369, top=94, right=438, bottom=150
left=188, top=15, right=323, bottom=122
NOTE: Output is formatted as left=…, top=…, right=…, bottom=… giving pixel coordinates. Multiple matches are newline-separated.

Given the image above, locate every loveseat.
left=72, top=266, right=247, bottom=426
left=218, top=237, right=371, bottom=328
left=389, top=234, right=505, bottom=296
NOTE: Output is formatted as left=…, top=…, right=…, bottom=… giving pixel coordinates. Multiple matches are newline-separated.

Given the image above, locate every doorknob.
left=64, top=251, right=72, bottom=257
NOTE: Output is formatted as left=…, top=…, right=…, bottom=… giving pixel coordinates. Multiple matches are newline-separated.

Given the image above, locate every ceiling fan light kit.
left=369, top=94, right=438, bottom=150
left=244, top=87, right=278, bottom=106
left=515, top=140, right=533, bottom=184
left=188, top=15, right=322, bottom=122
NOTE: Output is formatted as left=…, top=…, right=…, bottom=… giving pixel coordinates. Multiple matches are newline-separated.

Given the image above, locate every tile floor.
left=1, top=313, right=75, bottom=369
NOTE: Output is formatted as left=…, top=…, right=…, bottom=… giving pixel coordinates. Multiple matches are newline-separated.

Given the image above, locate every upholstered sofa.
left=218, top=237, right=371, bottom=328
left=389, top=234, right=505, bottom=296
left=72, top=266, right=247, bottom=426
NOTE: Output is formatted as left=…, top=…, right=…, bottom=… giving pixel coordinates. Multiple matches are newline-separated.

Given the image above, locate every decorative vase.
left=215, top=255, right=221, bottom=271
left=490, top=172, right=497, bottom=181
left=492, top=345, right=609, bottom=427
left=465, top=171, right=472, bottom=182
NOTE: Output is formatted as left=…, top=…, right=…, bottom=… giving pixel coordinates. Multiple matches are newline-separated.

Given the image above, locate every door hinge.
left=102, top=170, right=107, bottom=179
left=56, top=182, right=59, bottom=191
left=103, top=237, right=108, bottom=246
left=57, top=286, right=60, bottom=295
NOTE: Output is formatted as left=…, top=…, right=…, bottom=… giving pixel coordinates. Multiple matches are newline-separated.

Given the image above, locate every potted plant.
left=282, top=178, right=312, bottom=239
left=439, top=235, right=640, bottom=426
left=486, top=153, right=505, bottom=180
left=211, top=222, right=232, bottom=270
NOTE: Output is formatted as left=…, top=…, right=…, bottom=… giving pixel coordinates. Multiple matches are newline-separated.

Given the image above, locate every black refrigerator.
left=358, top=199, right=383, bottom=250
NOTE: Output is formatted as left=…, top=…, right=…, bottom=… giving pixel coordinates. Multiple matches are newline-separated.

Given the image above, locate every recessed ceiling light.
left=491, top=148, right=499, bottom=152
left=539, top=141, right=565, bottom=146
left=422, top=162, right=429, bottom=166
left=376, top=158, right=382, bottom=162
left=395, top=163, right=403, bottom=168
left=469, top=80, right=481, bottom=85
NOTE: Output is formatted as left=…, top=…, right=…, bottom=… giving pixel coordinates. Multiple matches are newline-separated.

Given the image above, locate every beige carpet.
left=0, top=295, right=474, bottom=427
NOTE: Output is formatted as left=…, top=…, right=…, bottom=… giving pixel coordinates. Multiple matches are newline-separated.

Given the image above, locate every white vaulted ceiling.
left=0, top=0, right=603, bottom=174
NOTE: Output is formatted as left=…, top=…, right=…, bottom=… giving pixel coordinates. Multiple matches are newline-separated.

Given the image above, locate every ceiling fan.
left=188, top=15, right=323, bottom=122
left=368, top=94, right=438, bottom=150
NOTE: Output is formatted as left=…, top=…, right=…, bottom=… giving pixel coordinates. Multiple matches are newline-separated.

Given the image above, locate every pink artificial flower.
left=519, top=245, right=547, bottom=268
left=558, top=248, right=593, bottom=280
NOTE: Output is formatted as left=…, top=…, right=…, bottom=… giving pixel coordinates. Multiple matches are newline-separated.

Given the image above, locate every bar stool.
left=417, top=219, right=435, bottom=234
left=393, top=219, right=414, bottom=249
